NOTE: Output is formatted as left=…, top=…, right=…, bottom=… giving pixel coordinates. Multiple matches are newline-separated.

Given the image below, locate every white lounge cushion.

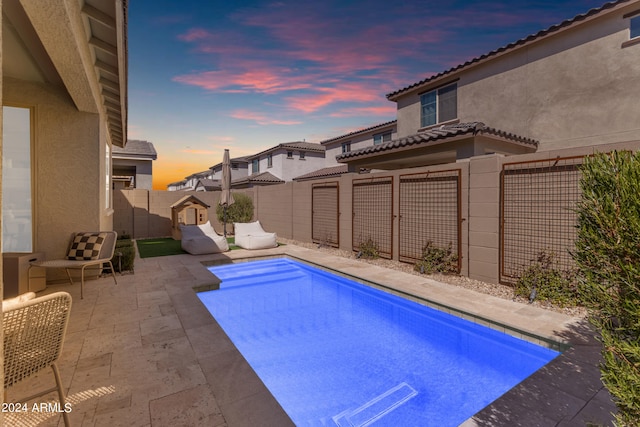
left=233, top=221, right=278, bottom=250
left=180, top=222, right=229, bottom=254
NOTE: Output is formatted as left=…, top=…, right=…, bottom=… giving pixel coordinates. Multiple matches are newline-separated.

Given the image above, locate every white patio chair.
left=30, top=231, right=118, bottom=299
left=3, top=291, right=72, bottom=427
left=233, top=221, right=278, bottom=250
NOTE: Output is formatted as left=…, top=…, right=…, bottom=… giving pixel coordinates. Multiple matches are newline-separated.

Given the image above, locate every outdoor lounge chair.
left=180, top=221, right=230, bottom=255
left=233, top=221, right=278, bottom=250
left=3, top=291, right=72, bottom=427
left=30, top=231, right=118, bottom=299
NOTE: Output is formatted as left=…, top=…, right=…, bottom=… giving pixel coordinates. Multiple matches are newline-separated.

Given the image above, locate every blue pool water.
left=199, top=258, right=559, bottom=426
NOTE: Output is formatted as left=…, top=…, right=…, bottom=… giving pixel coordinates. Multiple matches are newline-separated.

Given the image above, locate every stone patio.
left=4, top=243, right=616, bottom=426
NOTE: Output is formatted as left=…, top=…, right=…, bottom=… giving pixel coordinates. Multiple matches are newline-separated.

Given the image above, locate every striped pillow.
left=67, top=232, right=106, bottom=260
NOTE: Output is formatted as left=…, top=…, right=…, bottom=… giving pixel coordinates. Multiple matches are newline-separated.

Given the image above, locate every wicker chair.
left=3, top=291, right=72, bottom=426
left=30, top=231, right=118, bottom=299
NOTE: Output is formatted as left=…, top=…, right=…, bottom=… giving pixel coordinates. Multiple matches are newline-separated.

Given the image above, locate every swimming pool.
left=199, top=258, right=559, bottom=426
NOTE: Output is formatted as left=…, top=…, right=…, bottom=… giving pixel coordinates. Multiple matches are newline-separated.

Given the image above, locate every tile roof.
left=113, top=140, right=157, bottom=159
left=293, top=165, right=349, bottom=181
left=232, top=171, right=284, bottom=185
left=387, top=0, right=632, bottom=100
left=195, top=178, right=220, bottom=191
left=247, top=141, right=325, bottom=159
left=336, top=122, right=538, bottom=161
left=320, top=120, right=397, bottom=145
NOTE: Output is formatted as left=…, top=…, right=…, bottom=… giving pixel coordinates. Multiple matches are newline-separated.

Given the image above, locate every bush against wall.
left=215, top=192, right=254, bottom=228
left=573, top=150, right=640, bottom=426
left=514, top=251, right=578, bottom=307
left=111, top=236, right=135, bottom=273
left=414, top=241, right=458, bottom=274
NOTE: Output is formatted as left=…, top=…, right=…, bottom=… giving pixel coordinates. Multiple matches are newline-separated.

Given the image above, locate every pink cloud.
left=177, top=28, right=211, bottom=42
left=329, top=105, right=397, bottom=118
left=229, top=109, right=301, bottom=126
left=173, top=67, right=313, bottom=94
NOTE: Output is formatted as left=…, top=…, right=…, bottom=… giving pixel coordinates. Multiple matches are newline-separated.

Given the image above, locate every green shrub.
left=573, top=150, right=640, bottom=426
left=111, top=238, right=135, bottom=273
left=216, top=192, right=254, bottom=228
left=414, top=241, right=458, bottom=274
left=357, top=237, right=379, bottom=259
left=514, top=250, right=578, bottom=306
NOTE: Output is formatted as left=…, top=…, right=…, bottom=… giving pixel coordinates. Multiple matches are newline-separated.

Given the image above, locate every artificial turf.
left=136, top=237, right=241, bottom=258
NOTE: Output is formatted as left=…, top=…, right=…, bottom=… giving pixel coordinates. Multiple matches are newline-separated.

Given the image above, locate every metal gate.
left=312, top=182, right=339, bottom=247
left=398, top=170, right=461, bottom=271
left=500, top=156, right=583, bottom=284
left=352, top=176, right=393, bottom=258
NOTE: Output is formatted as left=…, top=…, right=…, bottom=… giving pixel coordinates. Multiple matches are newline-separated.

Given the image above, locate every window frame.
left=287, top=151, right=293, bottom=159
left=373, top=131, right=392, bottom=146
left=251, top=158, right=259, bottom=174
left=299, top=151, right=305, bottom=160
left=631, top=15, right=640, bottom=39
left=267, top=153, right=273, bottom=168
left=342, top=141, right=351, bottom=153
left=419, top=82, right=458, bottom=128
left=623, top=10, right=640, bottom=48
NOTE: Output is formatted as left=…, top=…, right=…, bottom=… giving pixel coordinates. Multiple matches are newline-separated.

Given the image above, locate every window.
left=420, top=83, right=457, bottom=128
left=373, top=132, right=392, bottom=145
left=632, top=15, right=640, bottom=39
left=231, top=163, right=238, bottom=170
left=252, top=158, right=259, bottom=173
left=2, top=106, right=33, bottom=252
left=267, top=154, right=273, bottom=168
left=287, top=151, right=293, bottom=159
left=342, top=142, right=351, bottom=153
left=299, top=151, right=305, bottom=159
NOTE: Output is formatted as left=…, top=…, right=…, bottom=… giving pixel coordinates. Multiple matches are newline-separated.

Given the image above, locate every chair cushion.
left=67, top=232, right=107, bottom=260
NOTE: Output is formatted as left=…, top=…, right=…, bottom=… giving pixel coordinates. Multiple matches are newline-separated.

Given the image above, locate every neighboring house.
left=295, top=120, right=397, bottom=181
left=246, top=141, right=325, bottom=182
left=167, top=179, right=188, bottom=191
left=322, top=120, right=397, bottom=166
left=112, top=140, right=157, bottom=190
left=167, top=156, right=250, bottom=191
left=337, top=0, right=640, bottom=171
left=182, top=170, right=210, bottom=191
left=2, top=0, right=127, bottom=259
left=207, top=156, right=249, bottom=182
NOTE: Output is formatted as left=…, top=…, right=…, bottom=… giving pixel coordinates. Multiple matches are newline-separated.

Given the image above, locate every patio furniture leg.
left=51, top=363, right=70, bottom=427
left=64, top=268, right=74, bottom=286
left=106, top=261, right=118, bottom=285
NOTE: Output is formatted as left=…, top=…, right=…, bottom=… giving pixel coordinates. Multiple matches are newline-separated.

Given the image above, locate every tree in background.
left=573, top=150, right=640, bottom=426
left=215, top=192, right=254, bottom=230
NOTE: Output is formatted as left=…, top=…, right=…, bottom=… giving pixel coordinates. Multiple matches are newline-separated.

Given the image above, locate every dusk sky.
left=128, top=0, right=607, bottom=189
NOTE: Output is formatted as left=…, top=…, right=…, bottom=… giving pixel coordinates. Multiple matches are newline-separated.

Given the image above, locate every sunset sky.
left=128, top=0, right=607, bottom=189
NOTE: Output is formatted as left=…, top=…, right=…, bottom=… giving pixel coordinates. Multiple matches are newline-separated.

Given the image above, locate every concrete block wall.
left=113, top=140, right=640, bottom=285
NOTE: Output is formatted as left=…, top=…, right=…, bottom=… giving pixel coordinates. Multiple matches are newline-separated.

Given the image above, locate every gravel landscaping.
left=280, top=238, right=587, bottom=318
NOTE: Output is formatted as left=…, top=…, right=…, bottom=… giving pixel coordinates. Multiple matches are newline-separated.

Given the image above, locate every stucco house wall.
left=394, top=1, right=640, bottom=151
left=4, top=78, right=111, bottom=260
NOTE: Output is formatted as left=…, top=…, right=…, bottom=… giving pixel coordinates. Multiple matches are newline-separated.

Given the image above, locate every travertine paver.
left=3, top=243, right=614, bottom=426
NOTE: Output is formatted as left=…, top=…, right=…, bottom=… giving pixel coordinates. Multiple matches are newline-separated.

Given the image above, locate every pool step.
left=332, top=382, right=418, bottom=427
left=214, top=264, right=308, bottom=288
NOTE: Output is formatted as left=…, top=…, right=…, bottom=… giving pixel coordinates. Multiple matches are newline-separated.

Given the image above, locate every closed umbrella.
left=220, top=149, right=235, bottom=237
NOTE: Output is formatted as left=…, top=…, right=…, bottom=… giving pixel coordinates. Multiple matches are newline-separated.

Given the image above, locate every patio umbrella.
left=220, top=149, right=235, bottom=237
